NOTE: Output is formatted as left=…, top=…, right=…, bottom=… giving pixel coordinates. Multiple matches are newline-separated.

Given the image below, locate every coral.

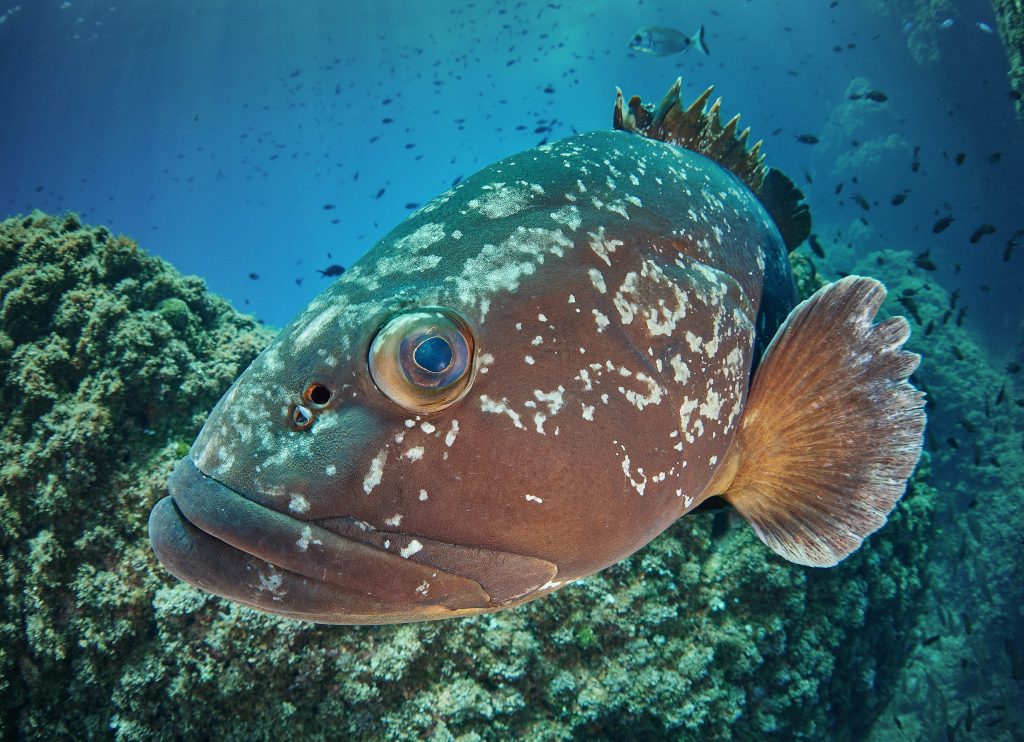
left=1, top=213, right=942, bottom=740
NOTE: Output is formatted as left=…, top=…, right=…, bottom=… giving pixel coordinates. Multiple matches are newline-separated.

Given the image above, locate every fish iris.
left=414, top=336, right=453, bottom=373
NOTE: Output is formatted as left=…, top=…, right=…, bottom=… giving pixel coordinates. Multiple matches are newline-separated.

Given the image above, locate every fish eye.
left=368, top=307, right=475, bottom=413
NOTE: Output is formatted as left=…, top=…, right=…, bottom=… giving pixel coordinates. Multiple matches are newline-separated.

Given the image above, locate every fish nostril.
left=306, top=383, right=332, bottom=406
left=292, top=404, right=314, bottom=428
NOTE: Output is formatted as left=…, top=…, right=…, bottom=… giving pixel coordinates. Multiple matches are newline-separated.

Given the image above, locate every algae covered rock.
left=0, top=212, right=273, bottom=736
left=993, top=0, right=1024, bottom=121
left=1, top=212, right=938, bottom=740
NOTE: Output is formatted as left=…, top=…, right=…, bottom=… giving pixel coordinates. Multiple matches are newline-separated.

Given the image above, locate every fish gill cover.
left=0, top=210, right=949, bottom=739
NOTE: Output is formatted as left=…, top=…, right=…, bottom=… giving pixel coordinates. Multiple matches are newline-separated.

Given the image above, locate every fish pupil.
left=414, top=336, right=453, bottom=373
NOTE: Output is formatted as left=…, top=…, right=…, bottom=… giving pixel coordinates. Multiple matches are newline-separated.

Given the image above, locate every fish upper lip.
left=150, top=456, right=493, bottom=622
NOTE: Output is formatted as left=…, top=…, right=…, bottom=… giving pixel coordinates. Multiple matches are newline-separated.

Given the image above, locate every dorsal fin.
left=614, top=78, right=811, bottom=251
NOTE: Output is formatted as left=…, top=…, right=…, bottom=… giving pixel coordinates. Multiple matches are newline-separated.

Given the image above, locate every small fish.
left=976, top=21, right=994, bottom=34
left=835, top=182, right=844, bottom=195
left=891, top=192, right=908, bottom=206
left=1003, top=229, right=1024, bottom=261
left=954, top=152, right=966, bottom=165
left=317, top=263, right=346, bottom=278
left=911, top=145, right=921, bottom=172
left=628, top=25, right=709, bottom=56
left=808, top=233, right=825, bottom=258
left=248, top=272, right=260, bottom=281
left=852, top=194, right=870, bottom=211
left=952, top=345, right=965, bottom=360
left=922, top=634, right=942, bottom=646
left=969, top=224, right=995, bottom=244
left=149, top=79, right=924, bottom=625
left=323, top=203, right=336, bottom=210
left=898, top=296, right=922, bottom=325
left=924, top=320, right=935, bottom=336
left=795, top=134, right=819, bottom=144
left=933, top=216, right=954, bottom=233
left=850, top=90, right=888, bottom=102
left=995, top=384, right=1006, bottom=405
left=940, top=19, right=954, bottom=30
left=914, top=250, right=936, bottom=271
left=988, top=151, right=1002, bottom=163
left=1007, top=362, right=1021, bottom=374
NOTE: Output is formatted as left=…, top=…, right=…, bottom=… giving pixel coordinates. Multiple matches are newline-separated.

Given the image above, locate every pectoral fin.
left=717, top=276, right=926, bottom=567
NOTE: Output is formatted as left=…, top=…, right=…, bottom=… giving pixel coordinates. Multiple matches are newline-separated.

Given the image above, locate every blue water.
left=2, top=0, right=1020, bottom=344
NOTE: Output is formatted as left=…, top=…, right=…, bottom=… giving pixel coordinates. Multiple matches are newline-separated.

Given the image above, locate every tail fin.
left=692, top=25, right=709, bottom=55
left=716, top=277, right=926, bottom=567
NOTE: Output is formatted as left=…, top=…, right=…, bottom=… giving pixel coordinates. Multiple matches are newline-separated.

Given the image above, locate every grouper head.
left=150, top=128, right=773, bottom=624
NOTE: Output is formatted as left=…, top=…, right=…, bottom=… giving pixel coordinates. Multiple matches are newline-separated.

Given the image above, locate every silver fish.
left=628, top=25, right=708, bottom=57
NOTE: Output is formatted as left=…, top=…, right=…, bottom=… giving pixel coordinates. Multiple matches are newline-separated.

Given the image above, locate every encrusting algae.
left=0, top=211, right=948, bottom=740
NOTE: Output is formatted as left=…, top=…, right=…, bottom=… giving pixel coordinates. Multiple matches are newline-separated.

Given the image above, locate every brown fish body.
left=150, top=82, right=924, bottom=623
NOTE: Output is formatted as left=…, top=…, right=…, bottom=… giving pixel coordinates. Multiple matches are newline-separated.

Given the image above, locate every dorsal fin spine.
left=613, top=78, right=811, bottom=251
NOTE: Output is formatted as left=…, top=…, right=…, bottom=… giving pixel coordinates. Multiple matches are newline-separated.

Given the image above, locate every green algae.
left=0, top=212, right=945, bottom=740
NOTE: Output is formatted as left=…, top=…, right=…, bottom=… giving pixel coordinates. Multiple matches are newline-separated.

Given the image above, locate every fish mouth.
left=149, top=457, right=556, bottom=624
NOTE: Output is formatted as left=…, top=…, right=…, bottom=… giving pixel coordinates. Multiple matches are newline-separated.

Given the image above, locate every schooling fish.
left=628, top=25, right=709, bottom=57
left=149, top=79, right=925, bottom=624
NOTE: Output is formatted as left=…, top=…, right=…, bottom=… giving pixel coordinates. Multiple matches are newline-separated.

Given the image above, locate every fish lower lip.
left=149, top=457, right=492, bottom=623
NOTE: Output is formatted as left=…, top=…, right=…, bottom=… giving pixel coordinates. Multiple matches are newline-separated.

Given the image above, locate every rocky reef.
left=993, top=0, right=1024, bottom=121
left=798, top=222, right=1024, bottom=740
left=0, top=212, right=958, bottom=740
left=866, top=0, right=956, bottom=66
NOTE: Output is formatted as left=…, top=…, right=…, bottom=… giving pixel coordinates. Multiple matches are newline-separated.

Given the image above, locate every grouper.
left=149, top=79, right=926, bottom=624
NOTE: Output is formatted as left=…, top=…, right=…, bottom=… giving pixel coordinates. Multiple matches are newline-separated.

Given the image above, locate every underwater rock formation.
left=792, top=229, right=1024, bottom=740
left=993, top=0, right=1024, bottom=121
left=867, top=0, right=956, bottom=66
left=1, top=213, right=941, bottom=740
